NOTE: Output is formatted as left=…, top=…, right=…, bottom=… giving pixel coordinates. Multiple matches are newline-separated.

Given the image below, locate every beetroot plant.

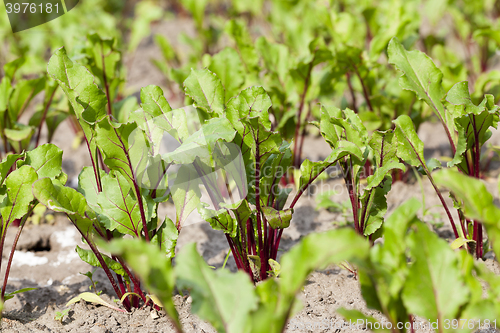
left=389, top=37, right=500, bottom=258
left=0, top=144, right=64, bottom=306
left=318, top=105, right=405, bottom=238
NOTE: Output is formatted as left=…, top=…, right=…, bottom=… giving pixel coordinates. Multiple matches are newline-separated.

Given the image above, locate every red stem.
left=1, top=207, right=33, bottom=300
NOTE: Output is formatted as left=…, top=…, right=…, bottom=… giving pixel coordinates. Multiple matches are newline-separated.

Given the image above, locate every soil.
left=3, top=18, right=500, bottom=333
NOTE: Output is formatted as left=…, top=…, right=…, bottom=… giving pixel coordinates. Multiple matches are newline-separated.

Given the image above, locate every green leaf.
left=319, top=105, right=342, bottom=149
left=298, top=142, right=363, bottom=191
left=4, top=124, right=35, bottom=153
left=3, top=57, right=25, bottom=82
left=0, top=153, right=23, bottom=186
left=258, top=142, right=292, bottom=204
left=262, top=207, right=292, bottom=229
left=393, top=115, right=427, bottom=169
left=151, top=217, right=178, bottom=259
left=163, top=118, right=236, bottom=165
left=171, top=165, right=201, bottom=229
left=364, top=163, right=405, bottom=192
left=32, top=178, right=93, bottom=235
left=175, top=243, right=258, bottom=333
left=33, top=178, right=86, bottom=215
left=95, top=117, right=149, bottom=189
left=199, top=207, right=238, bottom=238
left=20, top=143, right=62, bottom=179
left=369, top=130, right=399, bottom=168
left=180, top=0, right=208, bottom=28
left=0, top=77, right=13, bottom=112
left=256, top=37, right=290, bottom=84
left=97, top=171, right=151, bottom=237
left=446, top=82, right=499, bottom=170
left=77, top=166, right=104, bottom=214
left=3, top=288, right=37, bottom=302
left=209, top=48, right=245, bottom=101
left=47, top=47, right=107, bottom=176
left=280, top=229, right=369, bottom=297
left=402, top=223, right=469, bottom=325
left=0, top=165, right=38, bottom=229
left=183, top=69, right=225, bottom=116
left=8, top=77, right=45, bottom=121
left=357, top=199, right=420, bottom=324
left=362, top=179, right=392, bottom=236
left=388, top=38, right=447, bottom=127
left=75, top=245, right=125, bottom=276
left=86, top=33, right=121, bottom=102
left=47, top=47, right=107, bottom=124
left=450, top=237, right=474, bottom=250
left=225, top=20, right=259, bottom=71
left=226, top=86, right=272, bottom=131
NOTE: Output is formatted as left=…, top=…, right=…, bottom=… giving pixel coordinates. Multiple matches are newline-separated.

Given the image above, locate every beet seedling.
left=54, top=308, right=70, bottom=323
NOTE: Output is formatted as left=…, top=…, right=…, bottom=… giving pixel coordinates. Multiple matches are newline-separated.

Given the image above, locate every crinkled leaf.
left=75, top=245, right=125, bottom=276
left=262, top=207, right=292, bottom=229
left=0, top=165, right=38, bottom=228
left=199, top=208, right=237, bottom=238
left=226, top=86, right=272, bottom=131
left=369, top=130, right=399, bottom=168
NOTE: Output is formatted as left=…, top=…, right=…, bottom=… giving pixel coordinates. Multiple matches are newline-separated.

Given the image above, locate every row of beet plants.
left=0, top=34, right=500, bottom=332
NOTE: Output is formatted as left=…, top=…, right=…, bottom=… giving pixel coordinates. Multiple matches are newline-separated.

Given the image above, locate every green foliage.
left=318, top=105, right=404, bottom=237
left=108, top=228, right=368, bottom=333
left=0, top=144, right=63, bottom=306
left=338, top=199, right=500, bottom=332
